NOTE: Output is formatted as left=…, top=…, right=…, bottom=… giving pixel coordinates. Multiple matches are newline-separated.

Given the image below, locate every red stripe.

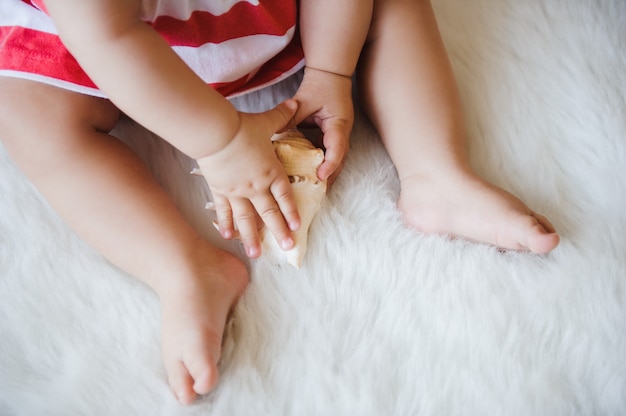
left=21, top=0, right=47, bottom=13
left=212, top=73, right=252, bottom=97
left=150, top=0, right=297, bottom=48
left=0, top=26, right=97, bottom=89
left=0, top=24, right=304, bottom=97
left=32, top=0, right=47, bottom=13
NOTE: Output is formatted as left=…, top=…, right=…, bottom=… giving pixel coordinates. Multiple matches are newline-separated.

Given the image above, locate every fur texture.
left=1, top=0, right=625, bottom=414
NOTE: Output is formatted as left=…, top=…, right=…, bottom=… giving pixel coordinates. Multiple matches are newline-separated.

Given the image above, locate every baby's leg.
left=0, top=78, right=248, bottom=404
left=357, top=0, right=559, bottom=253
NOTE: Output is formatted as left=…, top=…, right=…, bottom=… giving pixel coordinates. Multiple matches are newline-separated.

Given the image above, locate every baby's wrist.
left=304, top=65, right=353, bottom=80
left=191, top=111, right=242, bottom=161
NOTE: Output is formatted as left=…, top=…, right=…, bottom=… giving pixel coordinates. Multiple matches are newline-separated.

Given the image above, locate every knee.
left=367, top=0, right=431, bottom=42
left=0, top=78, right=120, bottom=151
left=370, top=0, right=431, bottom=22
left=0, top=78, right=121, bottom=177
left=373, top=0, right=431, bottom=8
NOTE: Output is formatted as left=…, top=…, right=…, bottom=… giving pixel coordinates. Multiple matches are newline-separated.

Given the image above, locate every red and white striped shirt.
left=0, top=0, right=305, bottom=98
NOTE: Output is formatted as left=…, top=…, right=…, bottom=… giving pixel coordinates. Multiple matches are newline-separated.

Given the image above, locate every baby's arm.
left=45, top=0, right=237, bottom=158
left=299, top=1, right=372, bottom=77
left=295, top=1, right=373, bottom=181
left=45, top=0, right=300, bottom=256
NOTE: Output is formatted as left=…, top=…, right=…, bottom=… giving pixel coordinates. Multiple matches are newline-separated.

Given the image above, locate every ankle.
left=398, top=165, right=476, bottom=190
left=150, top=241, right=245, bottom=299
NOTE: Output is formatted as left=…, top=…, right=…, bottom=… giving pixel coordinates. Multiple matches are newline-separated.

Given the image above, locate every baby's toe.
left=187, top=349, right=220, bottom=395
left=166, top=360, right=197, bottom=405
left=527, top=227, right=560, bottom=254
left=178, top=329, right=222, bottom=396
left=517, top=213, right=560, bottom=254
left=532, top=212, right=557, bottom=234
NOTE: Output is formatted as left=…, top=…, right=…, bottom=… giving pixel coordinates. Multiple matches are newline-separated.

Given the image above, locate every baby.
left=0, top=0, right=559, bottom=405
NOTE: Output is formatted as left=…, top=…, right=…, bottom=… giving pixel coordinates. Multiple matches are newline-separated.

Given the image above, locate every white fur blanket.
left=1, top=1, right=625, bottom=414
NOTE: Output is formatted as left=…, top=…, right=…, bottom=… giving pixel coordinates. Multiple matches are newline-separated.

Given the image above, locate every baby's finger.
left=211, top=192, right=234, bottom=240
left=265, top=99, right=299, bottom=133
left=291, top=98, right=317, bottom=129
left=326, top=160, right=345, bottom=189
left=318, top=126, right=350, bottom=181
left=250, top=190, right=295, bottom=252
left=230, top=198, right=262, bottom=258
left=271, top=177, right=301, bottom=233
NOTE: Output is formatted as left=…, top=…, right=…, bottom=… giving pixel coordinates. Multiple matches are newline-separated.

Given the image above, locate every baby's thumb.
left=269, top=99, right=298, bottom=132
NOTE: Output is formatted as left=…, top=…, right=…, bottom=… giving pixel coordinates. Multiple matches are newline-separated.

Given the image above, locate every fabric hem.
left=0, top=70, right=107, bottom=98
left=0, top=59, right=305, bottom=100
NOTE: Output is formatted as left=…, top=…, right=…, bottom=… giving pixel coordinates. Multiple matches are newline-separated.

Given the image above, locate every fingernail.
left=285, top=99, right=298, bottom=111
left=221, top=228, right=232, bottom=239
left=289, top=221, right=300, bottom=231
left=247, top=245, right=260, bottom=258
left=281, top=237, right=294, bottom=250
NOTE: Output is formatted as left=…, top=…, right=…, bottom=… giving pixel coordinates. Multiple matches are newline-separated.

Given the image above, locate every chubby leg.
left=0, top=78, right=248, bottom=404
left=357, top=0, right=559, bottom=253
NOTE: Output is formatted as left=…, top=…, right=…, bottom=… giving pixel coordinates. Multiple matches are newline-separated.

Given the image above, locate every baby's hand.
left=293, top=66, right=355, bottom=185
left=197, top=100, right=300, bottom=258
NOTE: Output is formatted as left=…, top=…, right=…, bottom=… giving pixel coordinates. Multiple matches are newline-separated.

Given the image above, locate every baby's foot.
left=398, top=170, right=560, bottom=254
left=158, top=246, right=248, bottom=405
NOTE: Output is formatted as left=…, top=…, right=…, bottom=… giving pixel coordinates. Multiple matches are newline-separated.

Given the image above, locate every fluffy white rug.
left=1, top=0, right=625, bottom=414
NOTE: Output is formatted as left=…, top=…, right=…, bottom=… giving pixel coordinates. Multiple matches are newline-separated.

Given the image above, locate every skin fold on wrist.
left=304, top=65, right=353, bottom=80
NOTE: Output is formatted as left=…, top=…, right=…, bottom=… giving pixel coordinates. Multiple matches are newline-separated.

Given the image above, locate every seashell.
left=268, top=129, right=327, bottom=268
left=193, top=129, right=327, bottom=268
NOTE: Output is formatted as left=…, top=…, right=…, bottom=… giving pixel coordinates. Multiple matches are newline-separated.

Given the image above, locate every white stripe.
left=172, top=26, right=295, bottom=84
left=140, top=0, right=260, bottom=21
left=0, top=1, right=57, bottom=34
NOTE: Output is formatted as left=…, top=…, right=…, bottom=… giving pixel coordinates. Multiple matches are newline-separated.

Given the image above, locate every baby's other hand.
left=197, top=100, right=300, bottom=258
left=293, top=66, right=354, bottom=186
